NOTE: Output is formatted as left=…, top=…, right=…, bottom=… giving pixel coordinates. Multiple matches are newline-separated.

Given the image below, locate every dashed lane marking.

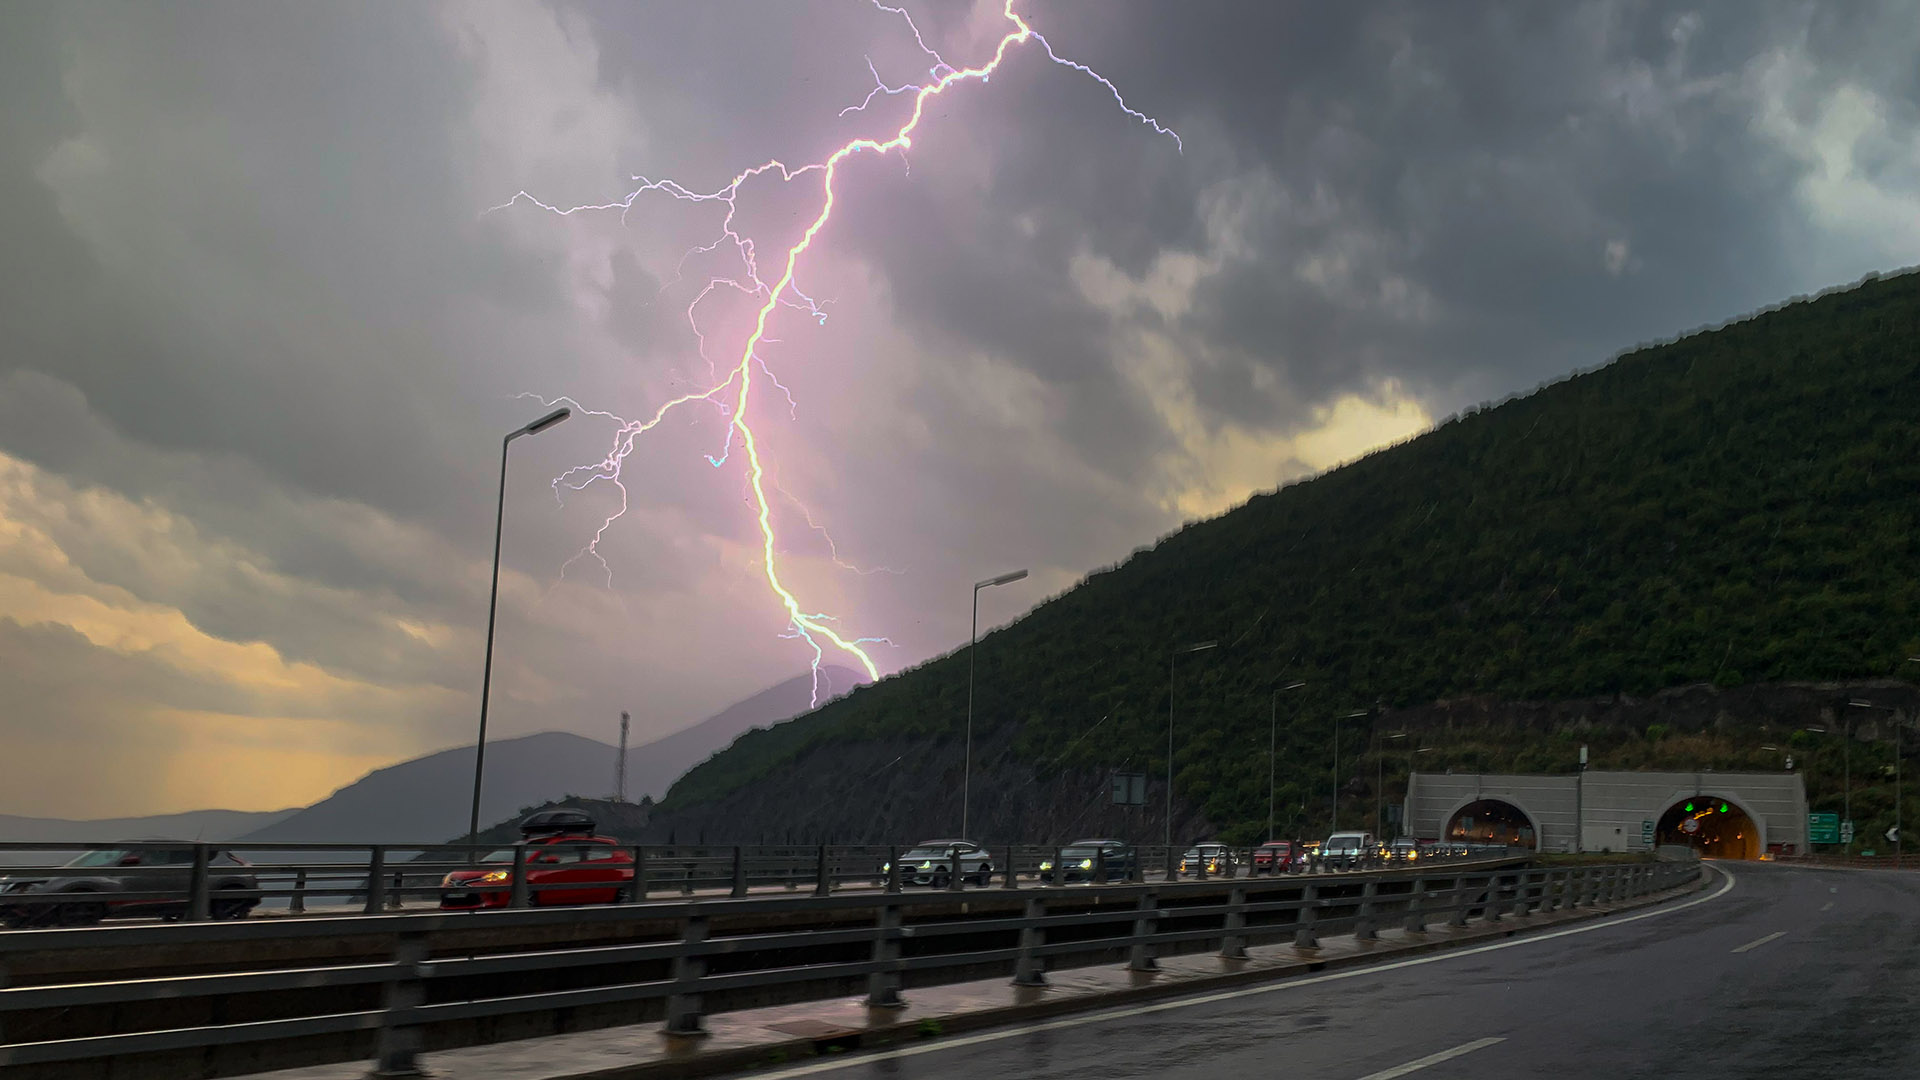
left=1354, top=1037, right=1506, bottom=1079
left=1732, top=931, right=1787, bottom=954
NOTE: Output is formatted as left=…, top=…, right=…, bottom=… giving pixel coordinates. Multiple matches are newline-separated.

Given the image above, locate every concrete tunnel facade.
left=1405, top=770, right=1808, bottom=856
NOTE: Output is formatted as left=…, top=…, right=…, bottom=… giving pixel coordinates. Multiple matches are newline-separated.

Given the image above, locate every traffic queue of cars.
left=1, top=816, right=1491, bottom=929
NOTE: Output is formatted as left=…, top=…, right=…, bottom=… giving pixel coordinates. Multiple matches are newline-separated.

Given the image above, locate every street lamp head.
left=1384, top=731, right=1409, bottom=741
left=977, top=569, right=1029, bottom=589
left=1178, top=641, right=1219, bottom=654
left=1414, top=747, right=1435, bottom=754
left=1805, top=726, right=1827, bottom=734
left=1344, top=710, right=1369, bottom=718
left=514, top=407, right=572, bottom=439
left=1281, top=681, right=1307, bottom=691
left=1849, top=700, right=1879, bottom=710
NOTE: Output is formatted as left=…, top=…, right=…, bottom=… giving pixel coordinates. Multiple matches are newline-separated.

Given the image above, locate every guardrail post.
left=289, top=868, right=308, bottom=914
left=865, top=901, right=905, bottom=1008
left=1127, top=890, right=1159, bottom=971
left=886, top=846, right=902, bottom=894
left=1013, top=897, right=1048, bottom=985
left=814, top=846, right=831, bottom=897
left=1054, top=846, right=1067, bottom=888
left=369, top=929, right=428, bottom=1077
left=1538, top=870, right=1560, bottom=914
left=1094, top=846, right=1108, bottom=885
left=632, top=845, right=648, bottom=901
left=1164, top=846, right=1178, bottom=883
left=947, top=846, right=965, bottom=892
left=1195, top=850, right=1208, bottom=882
left=1355, top=879, right=1379, bottom=940
left=188, top=843, right=212, bottom=922
left=1220, top=886, right=1248, bottom=959
left=1482, top=873, right=1504, bottom=923
left=508, top=846, right=530, bottom=908
left=664, top=916, right=708, bottom=1036
left=682, top=861, right=695, bottom=896
left=1606, top=866, right=1624, bottom=905
left=1447, top=874, right=1470, bottom=928
left=730, top=846, right=747, bottom=898
left=1404, top=874, right=1428, bottom=933
left=365, top=847, right=387, bottom=915
left=1293, top=882, right=1320, bottom=949
left=1003, top=845, right=1018, bottom=890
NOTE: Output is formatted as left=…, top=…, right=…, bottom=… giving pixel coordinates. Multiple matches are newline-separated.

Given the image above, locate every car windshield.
left=479, top=849, right=520, bottom=864
left=1061, top=845, right=1115, bottom=858
left=903, top=845, right=970, bottom=861
left=65, top=849, right=128, bottom=867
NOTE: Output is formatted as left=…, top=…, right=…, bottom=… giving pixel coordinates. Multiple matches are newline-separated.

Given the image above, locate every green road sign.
left=1641, top=819, right=1655, bottom=845
left=1809, top=812, right=1840, bottom=845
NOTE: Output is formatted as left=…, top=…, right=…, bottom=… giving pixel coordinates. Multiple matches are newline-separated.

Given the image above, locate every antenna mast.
left=615, top=711, right=630, bottom=802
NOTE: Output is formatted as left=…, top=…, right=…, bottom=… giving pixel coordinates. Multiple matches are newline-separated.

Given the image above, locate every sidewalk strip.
left=1731, top=930, right=1786, bottom=954
left=1354, top=1037, right=1505, bottom=1080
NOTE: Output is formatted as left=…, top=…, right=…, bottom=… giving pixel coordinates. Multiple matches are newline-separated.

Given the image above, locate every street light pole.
left=1332, top=710, right=1366, bottom=832
left=1269, top=682, right=1306, bottom=842
left=962, top=569, right=1028, bottom=838
left=468, top=407, right=570, bottom=855
left=1167, top=641, right=1219, bottom=856
left=1380, top=732, right=1407, bottom=839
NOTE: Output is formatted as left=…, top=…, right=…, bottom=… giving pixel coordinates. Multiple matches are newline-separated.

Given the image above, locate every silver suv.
left=0, top=842, right=258, bottom=927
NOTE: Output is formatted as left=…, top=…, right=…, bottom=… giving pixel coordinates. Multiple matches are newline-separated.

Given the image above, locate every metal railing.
left=0, top=840, right=1515, bottom=929
left=0, top=856, right=1697, bottom=1079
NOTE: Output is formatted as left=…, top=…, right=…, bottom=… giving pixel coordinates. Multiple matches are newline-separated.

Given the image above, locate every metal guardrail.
left=0, top=857, right=1697, bottom=1079
left=0, top=840, right=1517, bottom=928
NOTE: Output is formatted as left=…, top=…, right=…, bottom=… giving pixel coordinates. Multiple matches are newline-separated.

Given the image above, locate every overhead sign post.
left=1808, top=812, right=1839, bottom=845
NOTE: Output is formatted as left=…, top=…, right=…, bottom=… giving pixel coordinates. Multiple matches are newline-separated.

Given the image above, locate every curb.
left=525, top=869, right=1712, bottom=1080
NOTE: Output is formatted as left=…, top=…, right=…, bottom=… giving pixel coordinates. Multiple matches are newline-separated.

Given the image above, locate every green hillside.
left=665, top=271, right=1920, bottom=837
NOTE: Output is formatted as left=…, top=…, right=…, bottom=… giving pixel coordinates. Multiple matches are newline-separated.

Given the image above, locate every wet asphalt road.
left=746, top=863, right=1920, bottom=1080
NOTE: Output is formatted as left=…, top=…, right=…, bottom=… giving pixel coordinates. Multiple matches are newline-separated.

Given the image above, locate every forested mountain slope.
left=662, top=271, right=1920, bottom=839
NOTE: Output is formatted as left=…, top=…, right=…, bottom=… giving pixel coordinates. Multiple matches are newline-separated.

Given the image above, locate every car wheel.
left=60, top=895, right=106, bottom=926
left=611, top=887, right=632, bottom=904
left=971, top=865, right=991, bottom=886
left=212, top=888, right=251, bottom=920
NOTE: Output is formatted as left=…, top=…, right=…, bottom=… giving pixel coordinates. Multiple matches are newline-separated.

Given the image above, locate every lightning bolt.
left=497, top=1, right=1179, bottom=690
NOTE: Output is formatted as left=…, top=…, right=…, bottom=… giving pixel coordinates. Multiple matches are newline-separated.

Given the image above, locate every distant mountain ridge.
left=237, top=665, right=864, bottom=845
left=0, top=808, right=298, bottom=845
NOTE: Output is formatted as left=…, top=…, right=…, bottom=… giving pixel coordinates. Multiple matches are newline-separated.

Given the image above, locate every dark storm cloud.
left=1, top=0, right=1917, bottom=816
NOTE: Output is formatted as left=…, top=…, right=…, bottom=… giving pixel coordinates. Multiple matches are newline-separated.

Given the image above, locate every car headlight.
left=881, top=862, right=891, bottom=873
left=477, top=870, right=511, bottom=884
left=1078, top=858, right=1094, bottom=870
left=1038, top=860, right=1053, bottom=871
left=917, top=861, right=932, bottom=871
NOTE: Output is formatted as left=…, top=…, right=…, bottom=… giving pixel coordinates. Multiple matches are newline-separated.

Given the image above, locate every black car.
left=1040, top=839, right=1136, bottom=883
left=0, top=842, right=258, bottom=927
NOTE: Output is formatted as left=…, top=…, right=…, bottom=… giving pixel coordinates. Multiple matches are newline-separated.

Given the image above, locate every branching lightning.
left=497, top=1, right=1178, bottom=703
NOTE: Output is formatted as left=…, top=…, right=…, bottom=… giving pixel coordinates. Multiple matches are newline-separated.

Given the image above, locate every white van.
left=1321, top=831, right=1376, bottom=869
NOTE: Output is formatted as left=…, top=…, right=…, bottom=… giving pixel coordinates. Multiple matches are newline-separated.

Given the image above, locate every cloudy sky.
left=2, top=1, right=1916, bottom=818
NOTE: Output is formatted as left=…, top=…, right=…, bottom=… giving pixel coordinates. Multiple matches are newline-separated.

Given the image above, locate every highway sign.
left=1841, top=820, right=1855, bottom=844
left=1641, top=819, right=1655, bottom=845
left=1808, top=813, right=1839, bottom=845
left=1887, top=826, right=1901, bottom=844
left=1111, top=772, right=1146, bottom=806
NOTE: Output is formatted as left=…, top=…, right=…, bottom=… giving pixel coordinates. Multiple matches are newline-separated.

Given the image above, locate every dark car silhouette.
left=0, top=841, right=258, bottom=927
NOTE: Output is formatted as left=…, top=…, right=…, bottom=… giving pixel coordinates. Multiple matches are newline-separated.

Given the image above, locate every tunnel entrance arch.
left=1444, top=798, right=1539, bottom=850
left=1656, top=795, right=1761, bottom=859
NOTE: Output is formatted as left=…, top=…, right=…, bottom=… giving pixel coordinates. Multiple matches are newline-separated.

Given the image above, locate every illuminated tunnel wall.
left=1656, top=797, right=1759, bottom=860
left=1445, top=798, right=1539, bottom=849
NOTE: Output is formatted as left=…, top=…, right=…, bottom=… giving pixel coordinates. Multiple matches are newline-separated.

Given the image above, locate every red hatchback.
left=1251, top=840, right=1307, bottom=874
left=440, top=834, right=633, bottom=909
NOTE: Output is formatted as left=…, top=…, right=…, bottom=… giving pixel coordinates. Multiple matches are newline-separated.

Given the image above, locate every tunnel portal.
left=1445, top=798, right=1538, bottom=850
left=1656, top=796, right=1759, bottom=859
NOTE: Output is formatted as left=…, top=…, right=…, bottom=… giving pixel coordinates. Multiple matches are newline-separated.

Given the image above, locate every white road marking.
left=1731, top=931, right=1787, bottom=954
left=1354, top=1037, right=1506, bottom=1079
left=743, top=865, right=1738, bottom=1078
left=1820, top=901, right=1834, bottom=911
